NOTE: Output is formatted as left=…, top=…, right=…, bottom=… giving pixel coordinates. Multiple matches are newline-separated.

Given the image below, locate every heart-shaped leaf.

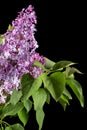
left=41, top=72, right=66, bottom=101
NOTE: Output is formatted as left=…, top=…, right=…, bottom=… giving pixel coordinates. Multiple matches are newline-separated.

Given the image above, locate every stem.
left=1, top=123, right=3, bottom=130
left=0, top=119, right=11, bottom=130
left=2, top=121, right=10, bottom=126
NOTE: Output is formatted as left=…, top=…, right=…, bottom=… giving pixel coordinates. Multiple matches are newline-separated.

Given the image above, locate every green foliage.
left=36, top=108, right=45, bottom=130
left=52, top=60, right=76, bottom=71
left=5, top=124, right=24, bottom=130
left=33, top=60, right=48, bottom=71
left=33, top=88, right=47, bottom=110
left=1, top=102, right=24, bottom=119
left=5, top=127, right=12, bottom=130
left=49, top=72, right=66, bottom=101
left=10, top=90, right=22, bottom=105
left=32, top=88, right=47, bottom=130
left=20, top=73, right=34, bottom=101
left=22, top=99, right=32, bottom=113
left=66, top=78, right=84, bottom=107
left=18, top=108, right=29, bottom=126
left=27, top=76, right=42, bottom=98
left=0, top=58, right=84, bottom=130
left=41, top=72, right=65, bottom=102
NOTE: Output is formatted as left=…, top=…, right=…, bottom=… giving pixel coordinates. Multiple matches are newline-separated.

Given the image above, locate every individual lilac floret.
left=0, top=5, right=46, bottom=104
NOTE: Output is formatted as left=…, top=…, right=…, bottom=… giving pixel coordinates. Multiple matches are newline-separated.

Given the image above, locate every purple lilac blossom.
left=0, top=5, right=45, bottom=104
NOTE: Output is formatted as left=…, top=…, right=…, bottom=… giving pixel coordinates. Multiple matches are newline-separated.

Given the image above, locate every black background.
left=0, top=0, right=87, bottom=129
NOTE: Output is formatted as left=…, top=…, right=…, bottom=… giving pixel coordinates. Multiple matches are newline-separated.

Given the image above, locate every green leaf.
left=59, top=95, right=69, bottom=111
left=1, top=127, right=4, bottom=130
left=33, top=88, right=47, bottom=110
left=0, top=105, right=4, bottom=117
left=10, top=89, right=22, bottom=105
left=45, top=90, right=51, bottom=104
left=63, top=87, right=72, bottom=100
left=66, top=78, right=84, bottom=107
left=18, top=108, right=29, bottom=126
left=65, top=67, right=83, bottom=78
left=53, top=60, right=76, bottom=71
left=59, top=87, right=73, bottom=110
left=58, top=88, right=72, bottom=109
left=22, top=99, right=32, bottom=112
left=36, top=108, right=45, bottom=130
left=20, top=73, right=34, bottom=100
left=11, top=123, right=24, bottom=130
left=49, top=72, right=66, bottom=101
left=2, top=102, right=24, bottom=119
left=33, top=60, right=48, bottom=71
left=32, top=88, right=47, bottom=130
left=5, top=126, right=12, bottom=130
left=41, top=72, right=65, bottom=101
left=45, top=57, right=55, bottom=69
left=27, top=76, right=42, bottom=98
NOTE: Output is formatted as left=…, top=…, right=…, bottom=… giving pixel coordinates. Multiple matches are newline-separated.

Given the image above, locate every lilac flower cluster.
left=0, top=5, right=45, bottom=104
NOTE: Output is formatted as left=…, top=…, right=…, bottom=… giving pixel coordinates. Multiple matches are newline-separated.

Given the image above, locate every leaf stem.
left=2, top=120, right=10, bottom=126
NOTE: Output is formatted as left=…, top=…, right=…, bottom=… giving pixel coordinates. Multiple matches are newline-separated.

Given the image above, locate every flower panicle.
left=0, top=5, right=46, bottom=104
